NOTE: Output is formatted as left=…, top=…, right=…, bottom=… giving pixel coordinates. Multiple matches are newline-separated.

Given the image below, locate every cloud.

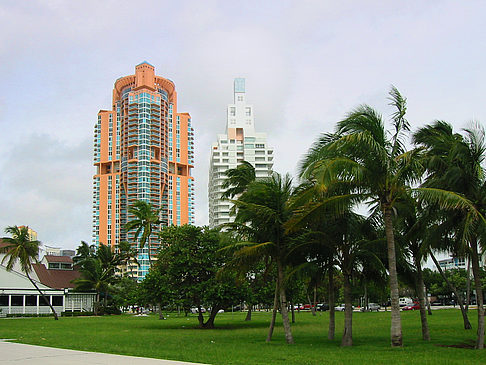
left=1, top=0, right=486, bottom=247
left=0, top=134, right=92, bottom=248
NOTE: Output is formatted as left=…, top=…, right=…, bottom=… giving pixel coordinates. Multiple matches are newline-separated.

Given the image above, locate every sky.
left=1, top=0, right=485, bottom=250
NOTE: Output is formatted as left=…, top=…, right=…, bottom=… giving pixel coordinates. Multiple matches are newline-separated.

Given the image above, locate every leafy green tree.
left=155, top=225, right=246, bottom=328
left=299, top=87, right=422, bottom=346
left=1, top=226, right=59, bottom=320
left=111, top=277, right=139, bottom=310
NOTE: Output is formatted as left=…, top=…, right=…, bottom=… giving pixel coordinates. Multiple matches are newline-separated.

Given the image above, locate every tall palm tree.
left=1, top=226, right=59, bottom=320
left=124, top=200, right=161, bottom=268
left=228, top=173, right=295, bottom=344
left=393, top=196, right=431, bottom=340
left=414, top=121, right=486, bottom=348
left=300, top=87, right=423, bottom=347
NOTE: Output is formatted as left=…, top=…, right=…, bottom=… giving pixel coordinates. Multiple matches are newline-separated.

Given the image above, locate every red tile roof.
left=44, top=255, right=73, bottom=263
left=32, top=263, right=81, bottom=289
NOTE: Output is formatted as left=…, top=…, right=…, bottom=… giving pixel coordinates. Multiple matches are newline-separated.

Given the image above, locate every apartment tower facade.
left=93, top=62, right=194, bottom=279
left=208, top=78, right=273, bottom=227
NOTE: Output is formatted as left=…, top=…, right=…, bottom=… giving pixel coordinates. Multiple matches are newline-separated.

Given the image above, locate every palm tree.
left=300, top=87, right=423, bottom=347
left=73, top=256, right=114, bottom=314
left=124, top=200, right=161, bottom=268
left=413, top=121, right=486, bottom=348
left=393, top=197, right=431, bottom=340
left=73, top=240, right=96, bottom=265
left=117, top=240, right=139, bottom=277
left=1, top=226, right=59, bottom=320
left=228, top=173, right=295, bottom=344
left=221, top=161, right=256, bottom=200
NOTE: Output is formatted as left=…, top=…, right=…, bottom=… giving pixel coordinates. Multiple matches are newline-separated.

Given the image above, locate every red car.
left=402, top=303, right=420, bottom=311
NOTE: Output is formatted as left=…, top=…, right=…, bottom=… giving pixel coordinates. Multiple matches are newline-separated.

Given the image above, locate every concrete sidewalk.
left=0, top=340, right=205, bottom=364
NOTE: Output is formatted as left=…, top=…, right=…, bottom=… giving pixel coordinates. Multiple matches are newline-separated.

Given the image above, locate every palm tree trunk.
left=291, top=302, right=295, bottom=323
left=328, top=267, right=335, bottom=340
left=266, top=280, right=279, bottom=342
left=95, top=293, right=100, bottom=316
left=364, top=283, right=368, bottom=310
left=470, top=239, right=485, bottom=349
left=147, top=236, right=152, bottom=268
left=430, top=249, right=472, bottom=329
left=277, top=260, right=294, bottom=344
left=26, top=272, right=59, bottom=320
left=413, top=255, right=430, bottom=341
left=466, top=258, right=471, bottom=312
left=425, top=286, right=432, bottom=315
left=341, top=272, right=353, bottom=347
left=383, top=206, right=402, bottom=347
left=307, top=292, right=316, bottom=316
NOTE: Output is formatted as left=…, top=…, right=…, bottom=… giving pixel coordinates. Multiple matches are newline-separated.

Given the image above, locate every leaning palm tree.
left=124, top=200, right=161, bottom=267
left=1, top=226, right=59, bottom=320
left=414, top=121, right=486, bottom=348
left=300, top=87, right=423, bottom=347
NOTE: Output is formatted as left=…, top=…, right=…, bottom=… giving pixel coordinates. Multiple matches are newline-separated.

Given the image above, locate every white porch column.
left=8, top=295, right=11, bottom=315
left=36, top=295, right=40, bottom=315
left=22, top=295, right=25, bottom=314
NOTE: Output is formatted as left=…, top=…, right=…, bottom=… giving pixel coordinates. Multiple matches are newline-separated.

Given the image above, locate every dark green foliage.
left=149, top=225, right=247, bottom=327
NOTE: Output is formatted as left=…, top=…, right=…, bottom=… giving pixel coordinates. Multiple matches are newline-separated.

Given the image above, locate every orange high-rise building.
left=93, top=62, right=194, bottom=279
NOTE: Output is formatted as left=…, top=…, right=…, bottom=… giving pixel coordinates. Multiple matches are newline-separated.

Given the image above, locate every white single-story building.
left=0, top=241, right=96, bottom=316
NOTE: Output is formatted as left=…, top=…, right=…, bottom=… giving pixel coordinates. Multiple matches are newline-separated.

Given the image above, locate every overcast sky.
left=1, top=0, right=485, bottom=250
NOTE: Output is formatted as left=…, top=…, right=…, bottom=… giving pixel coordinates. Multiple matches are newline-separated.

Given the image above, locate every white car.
left=335, top=304, right=354, bottom=311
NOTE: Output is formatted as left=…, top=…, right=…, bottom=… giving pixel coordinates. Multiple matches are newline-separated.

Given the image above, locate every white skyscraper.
left=208, top=78, right=274, bottom=228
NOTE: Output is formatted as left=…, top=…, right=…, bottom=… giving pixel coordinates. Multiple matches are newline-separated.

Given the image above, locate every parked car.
left=299, top=304, right=315, bottom=310
left=316, top=303, right=329, bottom=312
left=335, top=304, right=354, bottom=312
left=402, top=303, right=420, bottom=311
left=360, top=303, right=381, bottom=312
left=190, top=307, right=206, bottom=314
left=399, top=297, right=414, bottom=307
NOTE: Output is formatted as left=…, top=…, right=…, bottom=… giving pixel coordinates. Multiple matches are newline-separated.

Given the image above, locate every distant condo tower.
left=93, top=62, right=195, bottom=279
left=208, top=78, right=273, bottom=228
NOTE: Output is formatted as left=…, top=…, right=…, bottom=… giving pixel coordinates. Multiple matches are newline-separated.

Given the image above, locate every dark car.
left=316, top=303, right=329, bottom=311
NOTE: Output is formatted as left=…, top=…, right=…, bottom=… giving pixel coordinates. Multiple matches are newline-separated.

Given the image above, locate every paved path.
left=0, top=340, right=205, bottom=365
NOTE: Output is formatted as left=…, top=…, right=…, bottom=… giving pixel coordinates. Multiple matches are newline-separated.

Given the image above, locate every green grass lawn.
left=0, top=310, right=484, bottom=364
